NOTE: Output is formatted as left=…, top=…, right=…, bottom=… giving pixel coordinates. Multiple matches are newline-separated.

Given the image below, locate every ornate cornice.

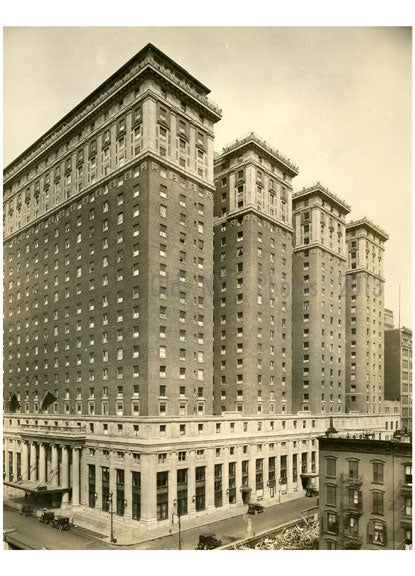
left=293, top=181, right=351, bottom=214
left=216, top=132, right=299, bottom=177
left=4, top=43, right=222, bottom=184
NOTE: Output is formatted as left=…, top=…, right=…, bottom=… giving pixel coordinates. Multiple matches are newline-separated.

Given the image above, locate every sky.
left=3, top=26, right=412, bottom=327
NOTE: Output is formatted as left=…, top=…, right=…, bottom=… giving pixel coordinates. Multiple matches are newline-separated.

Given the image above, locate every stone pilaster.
left=51, top=444, right=59, bottom=488
left=38, top=443, right=46, bottom=484
left=21, top=441, right=29, bottom=481
left=72, top=447, right=80, bottom=506
left=61, top=445, right=69, bottom=505
left=29, top=442, right=37, bottom=481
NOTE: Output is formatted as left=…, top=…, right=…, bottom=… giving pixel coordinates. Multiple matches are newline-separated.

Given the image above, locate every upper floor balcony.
left=20, top=422, right=86, bottom=443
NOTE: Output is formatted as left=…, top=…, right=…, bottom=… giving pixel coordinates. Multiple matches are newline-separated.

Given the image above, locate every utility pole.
left=172, top=500, right=182, bottom=550
left=108, top=492, right=116, bottom=543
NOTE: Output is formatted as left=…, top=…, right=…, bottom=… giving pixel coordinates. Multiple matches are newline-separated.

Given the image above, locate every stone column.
left=307, top=439, right=313, bottom=474
left=287, top=442, right=293, bottom=494
left=263, top=454, right=269, bottom=500
left=205, top=449, right=215, bottom=512
left=94, top=459, right=102, bottom=510
left=12, top=444, right=18, bottom=482
left=139, top=453, right=157, bottom=530
left=5, top=448, right=10, bottom=481
left=222, top=458, right=229, bottom=507
left=249, top=455, right=256, bottom=500
left=123, top=456, right=132, bottom=519
left=30, top=442, right=37, bottom=481
left=38, top=443, right=46, bottom=484
left=72, top=447, right=80, bottom=506
left=22, top=441, right=29, bottom=481
left=51, top=444, right=59, bottom=488
left=168, top=454, right=177, bottom=521
left=61, top=445, right=69, bottom=505
left=275, top=443, right=281, bottom=502
left=79, top=448, right=88, bottom=509
left=236, top=452, right=243, bottom=504
left=188, top=451, right=196, bottom=515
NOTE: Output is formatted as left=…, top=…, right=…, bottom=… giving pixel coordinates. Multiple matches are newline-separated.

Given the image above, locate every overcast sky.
left=3, top=27, right=412, bottom=327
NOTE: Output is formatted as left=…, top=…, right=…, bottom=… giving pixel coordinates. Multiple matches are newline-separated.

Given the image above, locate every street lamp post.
left=107, top=493, right=127, bottom=543
left=108, top=492, right=116, bottom=543
left=172, top=499, right=182, bottom=550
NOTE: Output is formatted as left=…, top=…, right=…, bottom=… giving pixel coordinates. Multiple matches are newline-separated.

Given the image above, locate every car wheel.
left=59, top=525, right=63, bottom=531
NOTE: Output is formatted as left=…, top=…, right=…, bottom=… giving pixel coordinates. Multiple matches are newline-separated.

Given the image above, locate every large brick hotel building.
left=3, top=44, right=398, bottom=540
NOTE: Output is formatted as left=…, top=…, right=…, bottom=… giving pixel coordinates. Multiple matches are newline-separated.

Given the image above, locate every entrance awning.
left=4, top=481, right=71, bottom=495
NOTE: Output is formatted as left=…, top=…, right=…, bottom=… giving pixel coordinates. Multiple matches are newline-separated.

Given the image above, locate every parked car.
left=196, top=533, right=222, bottom=550
left=248, top=502, right=265, bottom=515
left=38, top=511, right=55, bottom=524
left=18, top=504, right=35, bottom=517
left=51, top=516, right=71, bottom=531
left=306, top=487, right=319, bottom=497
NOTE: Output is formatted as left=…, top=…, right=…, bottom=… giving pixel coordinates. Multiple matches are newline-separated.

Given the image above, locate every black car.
left=38, top=511, right=55, bottom=524
left=248, top=503, right=265, bottom=515
left=18, top=504, right=35, bottom=517
left=196, top=533, right=222, bottom=550
left=51, top=516, right=71, bottom=531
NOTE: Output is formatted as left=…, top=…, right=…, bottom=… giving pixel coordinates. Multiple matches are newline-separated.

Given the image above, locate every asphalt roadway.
left=3, top=495, right=317, bottom=550
left=133, top=495, right=318, bottom=550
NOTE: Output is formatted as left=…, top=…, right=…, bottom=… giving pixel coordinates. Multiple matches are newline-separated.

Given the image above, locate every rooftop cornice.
left=4, top=43, right=222, bottom=183
left=346, top=217, right=389, bottom=241
left=215, top=132, right=299, bottom=177
left=293, top=181, right=351, bottom=214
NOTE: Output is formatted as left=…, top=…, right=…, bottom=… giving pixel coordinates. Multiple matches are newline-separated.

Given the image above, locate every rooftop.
left=319, top=433, right=412, bottom=453
left=346, top=217, right=389, bottom=241
left=293, top=181, right=351, bottom=214
left=4, top=43, right=222, bottom=183
left=215, top=131, right=299, bottom=177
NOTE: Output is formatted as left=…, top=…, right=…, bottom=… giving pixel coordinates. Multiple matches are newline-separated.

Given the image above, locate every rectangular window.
left=327, top=485, right=336, bottom=506
left=373, top=491, right=384, bottom=514
left=373, top=462, right=384, bottom=483
left=177, top=468, right=188, bottom=516
left=326, top=458, right=336, bottom=478
left=214, top=464, right=223, bottom=508
left=156, top=471, right=168, bottom=521
left=195, top=466, right=206, bottom=511
left=132, top=471, right=141, bottom=521
left=348, top=460, right=358, bottom=479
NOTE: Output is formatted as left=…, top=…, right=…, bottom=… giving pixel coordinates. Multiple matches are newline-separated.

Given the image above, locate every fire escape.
left=339, top=473, right=363, bottom=550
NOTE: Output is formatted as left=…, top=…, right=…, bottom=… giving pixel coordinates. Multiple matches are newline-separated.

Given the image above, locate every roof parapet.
left=216, top=131, right=299, bottom=176
left=346, top=217, right=389, bottom=241
left=293, top=181, right=351, bottom=214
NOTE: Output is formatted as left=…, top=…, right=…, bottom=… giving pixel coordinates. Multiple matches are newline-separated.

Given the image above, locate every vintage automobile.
left=51, top=516, right=71, bottom=531
left=18, top=504, right=35, bottom=517
left=301, top=473, right=319, bottom=497
left=38, top=511, right=55, bottom=524
left=305, top=487, right=319, bottom=497
left=248, top=502, right=265, bottom=515
left=195, top=533, right=222, bottom=550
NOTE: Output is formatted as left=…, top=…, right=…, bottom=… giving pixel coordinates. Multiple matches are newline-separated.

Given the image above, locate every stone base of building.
left=3, top=411, right=400, bottom=545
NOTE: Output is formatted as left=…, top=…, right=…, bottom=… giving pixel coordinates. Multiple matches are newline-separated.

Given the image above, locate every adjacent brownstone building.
left=319, top=435, right=412, bottom=550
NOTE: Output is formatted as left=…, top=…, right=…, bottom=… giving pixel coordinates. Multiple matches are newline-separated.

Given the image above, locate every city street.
left=3, top=496, right=317, bottom=550
left=128, top=496, right=318, bottom=550
left=3, top=506, right=112, bottom=550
